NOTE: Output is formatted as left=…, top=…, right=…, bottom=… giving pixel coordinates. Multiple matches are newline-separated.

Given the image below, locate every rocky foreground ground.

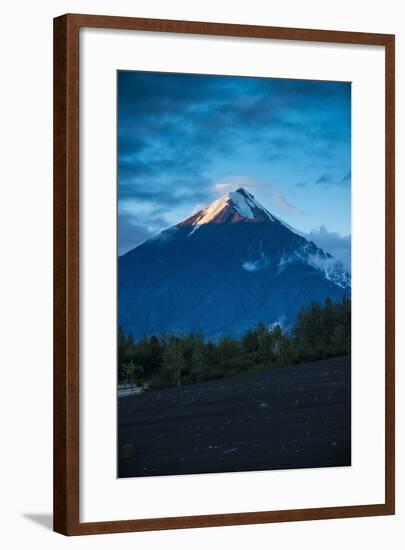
left=118, top=356, right=351, bottom=478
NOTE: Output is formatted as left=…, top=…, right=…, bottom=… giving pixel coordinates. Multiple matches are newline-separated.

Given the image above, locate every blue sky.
left=118, top=71, right=351, bottom=266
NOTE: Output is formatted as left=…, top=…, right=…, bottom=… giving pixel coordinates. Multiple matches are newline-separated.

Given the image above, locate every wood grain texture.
left=53, top=14, right=80, bottom=535
left=384, top=35, right=395, bottom=516
left=53, top=13, right=395, bottom=536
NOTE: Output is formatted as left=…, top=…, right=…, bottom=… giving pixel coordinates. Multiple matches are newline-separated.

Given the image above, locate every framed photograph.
left=54, top=14, right=395, bottom=535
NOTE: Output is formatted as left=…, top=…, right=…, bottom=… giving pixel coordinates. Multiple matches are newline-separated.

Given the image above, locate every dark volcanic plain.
left=118, top=356, right=351, bottom=478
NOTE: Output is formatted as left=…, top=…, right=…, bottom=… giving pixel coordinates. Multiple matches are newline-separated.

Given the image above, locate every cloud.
left=242, top=260, right=262, bottom=272
left=264, top=152, right=287, bottom=162
left=118, top=208, right=172, bottom=255
left=117, top=71, right=351, bottom=250
left=211, top=178, right=305, bottom=217
left=305, top=226, right=351, bottom=271
left=315, top=173, right=333, bottom=185
left=270, top=190, right=305, bottom=216
left=118, top=72, right=350, bottom=205
left=212, top=179, right=269, bottom=192
left=340, top=171, right=351, bottom=185
left=119, top=176, right=210, bottom=207
left=314, top=170, right=351, bottom=187
left=212, top=183, right=239, bottom=192
left=118, top=213, right=156, bottom=255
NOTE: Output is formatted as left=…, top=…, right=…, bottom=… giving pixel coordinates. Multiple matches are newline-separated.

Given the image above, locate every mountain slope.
left=118, top=188, right=350, bottom=340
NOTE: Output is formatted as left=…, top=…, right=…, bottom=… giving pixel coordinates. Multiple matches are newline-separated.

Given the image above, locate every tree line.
left=118, top=297, right=351, bottom=390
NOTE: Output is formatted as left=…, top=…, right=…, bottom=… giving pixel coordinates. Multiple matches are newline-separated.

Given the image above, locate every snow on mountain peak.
left=230, top=188, right=276, bottom=221
left=181, top=187, right=276, bottom=232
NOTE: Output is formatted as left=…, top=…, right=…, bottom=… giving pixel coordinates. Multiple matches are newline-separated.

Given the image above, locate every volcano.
left=118, top=188, right=350, bottom=340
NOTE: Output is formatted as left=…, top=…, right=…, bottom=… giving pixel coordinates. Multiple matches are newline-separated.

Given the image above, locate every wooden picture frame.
left=54, top=13, right=395, bottom=535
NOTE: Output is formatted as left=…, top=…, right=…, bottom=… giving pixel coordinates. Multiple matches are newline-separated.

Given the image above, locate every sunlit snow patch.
left=187, top=187, right=275, bottom=236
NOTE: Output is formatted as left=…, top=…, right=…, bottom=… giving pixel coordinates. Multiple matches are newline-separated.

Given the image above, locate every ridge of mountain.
left=118, top=188, right=350, bottom=340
